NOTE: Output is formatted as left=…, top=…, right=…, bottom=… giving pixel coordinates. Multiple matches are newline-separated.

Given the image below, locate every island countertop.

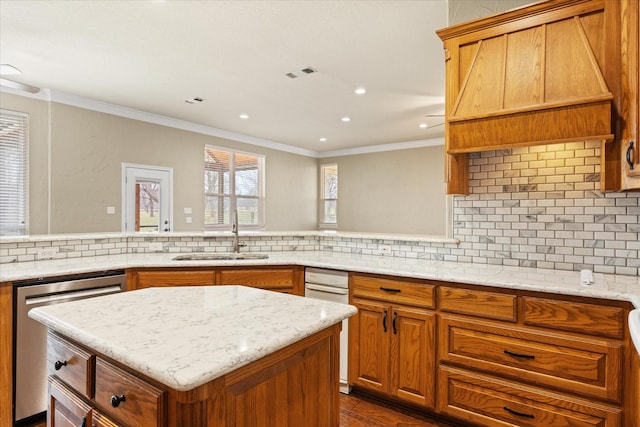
left=28, top=285, right=357, bottom=391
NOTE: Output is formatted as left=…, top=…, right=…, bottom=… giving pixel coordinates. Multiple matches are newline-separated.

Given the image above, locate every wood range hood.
left=437, top=0, right=619, bottom=194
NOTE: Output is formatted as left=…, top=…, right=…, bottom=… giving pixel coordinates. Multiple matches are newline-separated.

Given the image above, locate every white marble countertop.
left=3, top=251, right=640, bottom=307
left=28, top=285, right=357, bottom=391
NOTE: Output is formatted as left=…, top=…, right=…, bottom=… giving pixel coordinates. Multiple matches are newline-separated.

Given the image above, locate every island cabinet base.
left=48, top=324, right=342, bottom=427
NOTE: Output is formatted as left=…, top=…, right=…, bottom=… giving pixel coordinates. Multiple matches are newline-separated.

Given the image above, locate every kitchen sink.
left=172, top=253, right=269, bottom=261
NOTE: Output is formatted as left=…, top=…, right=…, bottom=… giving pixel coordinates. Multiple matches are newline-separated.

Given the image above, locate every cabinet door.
left=216, top=267, right=302, bottom=295
left=390, top=306, right=435, bottom=409
left=621, top=0, right=640, bottom=188
left=49, top=378, right=92, bottom=427
left=350, top=299, right=390, bottom=393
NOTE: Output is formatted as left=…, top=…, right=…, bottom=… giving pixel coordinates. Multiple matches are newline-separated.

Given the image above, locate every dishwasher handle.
left=304, top=283, right=349, bottom=295
left=25, top=285, right=123, bottom=306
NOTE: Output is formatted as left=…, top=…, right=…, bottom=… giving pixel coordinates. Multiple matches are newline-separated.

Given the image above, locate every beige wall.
left=1, top=93, right=318, bottom=234
left=2, top=92, right=447, bottom=236
left=321, top=146, right=446, bottom=235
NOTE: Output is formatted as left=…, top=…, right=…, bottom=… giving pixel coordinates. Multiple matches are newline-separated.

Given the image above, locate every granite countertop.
left=28, top=285, right=357, bottom=391
left=3, top=251, right=640, bottom=307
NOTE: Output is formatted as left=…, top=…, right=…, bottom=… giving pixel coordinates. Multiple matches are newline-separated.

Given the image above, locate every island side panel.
left=225, top=323, right=340, bottom=427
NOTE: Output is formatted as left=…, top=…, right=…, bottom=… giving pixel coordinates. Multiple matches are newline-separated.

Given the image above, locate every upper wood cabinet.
left=437, top=0, right=640, bottom=193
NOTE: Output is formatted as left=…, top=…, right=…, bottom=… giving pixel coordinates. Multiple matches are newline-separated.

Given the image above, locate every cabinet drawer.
left=351, top=274, right=434, bottom=308
left=95, top=358, right=165, bottom=427
left=439, top=286, right=516, bottom=322
left=135, top=270, right=214, bottom=288
left=437, top=366, right=621, bottom=427
left=48, top=332, right=94, bottom=399
left=438, top=316, right=622, bottom=402
left=523, top=297, right=625, bottom=339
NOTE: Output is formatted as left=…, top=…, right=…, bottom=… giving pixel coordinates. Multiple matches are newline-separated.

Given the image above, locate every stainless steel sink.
left=172, top=253, right=269, bottom=261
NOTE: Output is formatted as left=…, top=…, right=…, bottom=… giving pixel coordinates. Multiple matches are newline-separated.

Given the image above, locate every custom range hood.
left=437, top=0, right=615, bottom=154
left=436, top=0, right=624, bottom=194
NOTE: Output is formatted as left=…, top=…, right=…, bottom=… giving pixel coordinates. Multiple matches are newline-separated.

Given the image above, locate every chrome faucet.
left=232, top=210, right=245, bottom=253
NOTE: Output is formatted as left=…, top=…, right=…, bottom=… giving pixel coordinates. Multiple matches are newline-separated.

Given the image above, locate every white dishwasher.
left=304, top=267, right=350, bottom=394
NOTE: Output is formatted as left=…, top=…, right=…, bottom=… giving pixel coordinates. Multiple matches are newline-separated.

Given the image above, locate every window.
left=320, top=164, right=338, bottom=227
left=0, top=109, right=29, bottom=236
left=204, top=146, right=265, bottom=229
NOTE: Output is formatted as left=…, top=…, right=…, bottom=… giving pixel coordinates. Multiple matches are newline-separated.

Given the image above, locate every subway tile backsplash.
left=1, top=141, right=638, bottom=276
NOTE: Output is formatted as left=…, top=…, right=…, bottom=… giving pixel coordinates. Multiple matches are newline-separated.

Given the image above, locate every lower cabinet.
left=349, top=274, right=436, bottom=409
left=128, top=266, right=304, bottom=295
left=348, top=274, right=636, bottom=427
left=49, top=378, right=121, bottom=427
left=437, top=366, right=621, bottom=427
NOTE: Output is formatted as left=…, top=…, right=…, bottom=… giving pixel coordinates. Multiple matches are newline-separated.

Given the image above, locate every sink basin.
left=172, top=253, right=269, bottom=261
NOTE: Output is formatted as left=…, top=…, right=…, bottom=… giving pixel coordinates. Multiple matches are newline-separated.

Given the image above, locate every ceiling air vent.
left=286, top=66, right=318, bottom=79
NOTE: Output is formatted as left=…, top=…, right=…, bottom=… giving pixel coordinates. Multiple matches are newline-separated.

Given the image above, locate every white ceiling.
left=0, top=0, right=449, bottom=155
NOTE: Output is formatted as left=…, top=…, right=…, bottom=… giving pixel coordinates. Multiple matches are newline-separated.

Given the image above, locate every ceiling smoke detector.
left=286, top=66, right=318, bottom=79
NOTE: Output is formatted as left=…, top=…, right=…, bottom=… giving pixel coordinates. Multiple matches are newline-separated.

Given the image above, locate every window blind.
left=0, top=109, right=29, bottom=235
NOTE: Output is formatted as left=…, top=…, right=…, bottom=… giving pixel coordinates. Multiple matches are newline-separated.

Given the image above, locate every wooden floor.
left=25, top=391, right=460, bottom=427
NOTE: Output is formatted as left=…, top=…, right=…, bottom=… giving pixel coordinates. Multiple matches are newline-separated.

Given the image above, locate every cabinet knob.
left=627, top=141, right=635, bottom=170
left=110, top=394, right=126, bottom=408
left=54, top=360, right=67, bottom=370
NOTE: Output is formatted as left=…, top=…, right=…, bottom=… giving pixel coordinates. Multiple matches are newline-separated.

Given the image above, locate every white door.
left=122, top=163, right=173, bottom=232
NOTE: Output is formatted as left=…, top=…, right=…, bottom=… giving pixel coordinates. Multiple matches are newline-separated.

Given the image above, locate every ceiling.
left=0, top=1, right=449, bottom=156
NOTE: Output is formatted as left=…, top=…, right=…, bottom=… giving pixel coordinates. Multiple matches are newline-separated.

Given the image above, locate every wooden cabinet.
left=620, top=0, right=640, bottom=189
left=128, top=265, right=304, bottom=295
left=48, top=332, right=165, bottom=427
left=0, top=283, right=12, bottom=427
left=47, top=323, right=343, bottom=427
left=436, top=0, right=640, bottom=193
left=438, top=366, right=621, bottom=427
left=349, top=274, right=436, bottom=409
left=436, top=287, right=631, bottom=426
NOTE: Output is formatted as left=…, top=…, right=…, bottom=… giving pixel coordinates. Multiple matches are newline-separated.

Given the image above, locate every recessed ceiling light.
left=239, top=114, right=249, bottom=119
left=354, top=87, right=366, bottom=95
left=419, top=123, right=428, bottom=129
left=341, top=117, right=351, bottom=123
left=319, top=137, right=327, bottom=142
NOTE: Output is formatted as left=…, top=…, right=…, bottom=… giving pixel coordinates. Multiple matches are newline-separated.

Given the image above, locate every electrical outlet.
left=376, top=244, right=392, bottom=256
left=148, top=242, right=164, bottom=252
left=37, top=247, right=58, bottom=260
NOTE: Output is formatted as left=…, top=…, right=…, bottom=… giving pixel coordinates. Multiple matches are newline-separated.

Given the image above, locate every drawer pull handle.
left=54, top=360, right=68, bottom=370
left=504, top=406, right=534, bottom=419
left=379, top=287, right=401, bottom=293
left=110, top=394, right=126, bottom=408
left=627, top=141, right=635, bottom=170
left=383, top=310, right=388, bottom=332
left=504, top=350, right=535, bottom=360
left=80, top=416, right=86, bottom=427
left=392, top=312, right=397, bottom=335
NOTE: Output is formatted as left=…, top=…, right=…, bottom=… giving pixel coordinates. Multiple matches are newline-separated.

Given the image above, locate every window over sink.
left=204, top=146, right=265, bottom=230
left=0, top=109, right=29, bottom=236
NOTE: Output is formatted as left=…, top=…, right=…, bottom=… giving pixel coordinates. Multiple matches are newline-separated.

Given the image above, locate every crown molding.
left=317, top=137, right=445, bottom=158
left=2, top=87, right=445, bottom=158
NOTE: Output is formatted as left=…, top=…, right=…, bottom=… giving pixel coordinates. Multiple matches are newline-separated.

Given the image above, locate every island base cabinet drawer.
left=48, top=332, right=94, bottom=399
left=437, top=366, right=621, bottom=427
left=95, top=358, right=166, bottom=427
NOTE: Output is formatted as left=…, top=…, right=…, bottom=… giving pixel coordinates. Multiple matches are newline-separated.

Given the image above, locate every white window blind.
left=320, top=164, right=337, bottom=227
left=204, top=146, right=265, bottom=229
left=0, top=109, right=29, bottom=236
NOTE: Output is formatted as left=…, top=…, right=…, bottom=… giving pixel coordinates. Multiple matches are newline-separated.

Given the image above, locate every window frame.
left=319, top=163, right=338, bottom=228
left=0, top=109, right=29, bottom=236
left=204, top=145, right=265, bottom=231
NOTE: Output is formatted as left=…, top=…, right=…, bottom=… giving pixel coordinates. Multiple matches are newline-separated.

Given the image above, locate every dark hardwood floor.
left=25, top=390, right=460, bottom=427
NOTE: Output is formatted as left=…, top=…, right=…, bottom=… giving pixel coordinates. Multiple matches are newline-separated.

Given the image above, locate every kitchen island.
left=29, top=285, right=357, bottom=427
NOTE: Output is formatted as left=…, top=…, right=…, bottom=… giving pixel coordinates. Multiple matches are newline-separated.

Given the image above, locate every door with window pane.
left=122, top=164, right=172, bottom=232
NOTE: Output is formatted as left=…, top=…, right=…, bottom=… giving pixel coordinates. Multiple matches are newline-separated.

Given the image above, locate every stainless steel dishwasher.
left=13, top=270, right=126, bottom=424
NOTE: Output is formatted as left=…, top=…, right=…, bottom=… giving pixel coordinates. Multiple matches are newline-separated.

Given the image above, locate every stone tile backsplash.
left=1, top=141, right=638, bottom=276
left=453, top=142, right=640, bottom=275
